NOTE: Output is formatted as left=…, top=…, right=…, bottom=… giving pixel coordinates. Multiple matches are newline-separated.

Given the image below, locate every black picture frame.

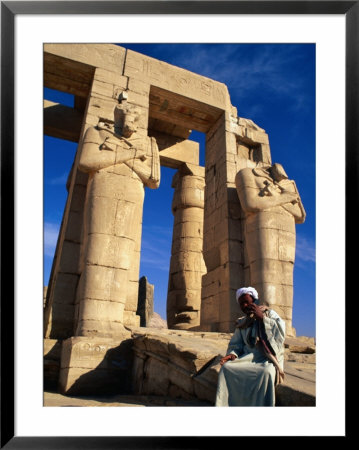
left=1, top=1, right=354, bottom=447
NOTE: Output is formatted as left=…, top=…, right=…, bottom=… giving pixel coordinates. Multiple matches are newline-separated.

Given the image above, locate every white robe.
left=215, top=309, right=285, bottom=406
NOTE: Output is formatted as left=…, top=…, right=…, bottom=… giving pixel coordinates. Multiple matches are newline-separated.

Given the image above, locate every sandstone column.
left=200, top=111, right=272, bottom=332
left=74, top=103, right=160, bottom=337
left=137, top=276, right=154, bottom=327
left=167, top=163, right=206, bottom=330
left=235, top=163, right=305, bottom=336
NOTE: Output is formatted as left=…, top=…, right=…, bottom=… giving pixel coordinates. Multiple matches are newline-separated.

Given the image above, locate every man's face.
left=239, top=294, right=254, bottom=315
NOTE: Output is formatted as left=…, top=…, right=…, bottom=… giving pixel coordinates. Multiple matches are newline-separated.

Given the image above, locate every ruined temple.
left=43, top=45, right=311, bottom=403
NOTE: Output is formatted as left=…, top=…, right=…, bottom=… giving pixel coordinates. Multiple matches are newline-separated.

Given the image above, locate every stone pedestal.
left=59, top=333, right=133, bottom=395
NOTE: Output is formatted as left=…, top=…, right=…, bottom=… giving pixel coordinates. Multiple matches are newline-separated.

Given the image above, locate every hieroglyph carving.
left=75, top=103, right=160, bottom=337
left=235, top=163, right=305, bottom=336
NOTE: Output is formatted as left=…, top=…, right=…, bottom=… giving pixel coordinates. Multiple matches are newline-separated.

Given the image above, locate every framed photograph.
left=2, top=1, right=353, bottom=447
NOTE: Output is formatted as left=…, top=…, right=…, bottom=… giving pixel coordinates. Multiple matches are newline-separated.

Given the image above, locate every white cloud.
left=140, top=225, right=173, bottom=272
left=296, top=234, right=316, bottom=263
left=48, top=172, right=69, bottom=186
left=44, top=221, right=60, bottom=257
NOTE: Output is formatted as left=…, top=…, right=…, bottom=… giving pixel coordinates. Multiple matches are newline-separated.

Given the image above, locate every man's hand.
left=246, top=303, right=264, bottom=320
left=220, top=354, right=237, bottom=366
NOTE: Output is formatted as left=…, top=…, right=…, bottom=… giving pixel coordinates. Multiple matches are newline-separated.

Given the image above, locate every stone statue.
left=75, top=103, right=160, bottom=337
left=235, top=163, right=305, bottom=336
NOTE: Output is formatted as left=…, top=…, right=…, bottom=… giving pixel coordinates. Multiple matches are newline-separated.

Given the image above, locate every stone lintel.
left=44, top=100, right=83, bottom=143
left=159, top=140, right=200, bottom=169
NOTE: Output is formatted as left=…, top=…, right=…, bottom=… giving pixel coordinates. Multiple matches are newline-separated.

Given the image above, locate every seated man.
left=215, top=287, right=285, bottom=406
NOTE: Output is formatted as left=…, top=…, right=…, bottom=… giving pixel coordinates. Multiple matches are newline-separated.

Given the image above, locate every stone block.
left=142, top=357, right=169, bottom=396
left=75, top=318, right=129, bottom=338
left=85, top=233, right=135, bottom=270
left=167, top=289, right=202, bottom=312
left=278, top=230, right=296, bottom=262
left=171, top=236, right=203, bottom=254
left=87, top=95, right=118, bottom=122
left=70, top=184, right=87, bottom=213
left=47, top=303, right=76, bottom=339
left=88, top=171, right=143, bottom=202
left=160, top=140, right=200, bottom=169
left=44, top=44, right=126, bottom=73
left=59, top=334, right=132, bottom=395
left=203, top=246, right=220, bottom=272
left=251, top=260, right=294, bottom=286
left=78, top=298, right=125, bottom=322
left=91, top=78, right=116, bottom=99
left=246, top=227, right=279, bottom=262
left=200, top=296, right=219, bottom=324
left=76, top=265, right=128, bottom=303
left=125, top=279, right=140, bottom=312
left=137, top=276, right=154, bottom=327
left=94, top=67, right=128, bottom=88
left=127, top=90, right=149, bottom=108
left=256, top=282, right=293, bottom=308
left=51, top=272, right=79, bottom=306
left=172, top=221, right=203, bottom=240
left=246, top=210, right=295, bottom=233
left=127, top=77, right=150, bottom=95
left=123, top=311, right=141, bottom=327
left=171, top=271, right=203, bottom=291
left=169, top=251, right=204, bottom=273
left=124, top=50, right=230, bottom=111
left=59, top=241, right=81, bottom=274
left=64, top=210, right=83, bottom=244
left=174, top=207, right=204, bottom=225
left=44, top=338, right=62, bottom=362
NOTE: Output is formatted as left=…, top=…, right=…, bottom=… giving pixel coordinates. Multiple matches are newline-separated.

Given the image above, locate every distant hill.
left=148, top=312, right=168, bottom=329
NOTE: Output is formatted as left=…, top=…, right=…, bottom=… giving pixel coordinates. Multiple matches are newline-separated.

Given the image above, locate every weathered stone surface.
left=59, top=334, right=132, bottom=395
left=44, top=338, right=62, bottom=390
left=137, top=276, right=154, bottom=327
left=167, top=166, right=206, bottom=330
left=44, top=44, right=126, bottom=75
left=235, top=164, right=306, bottom=336
left=159, top=140, right=199, bottom=169
left=148, top=312, right=168, bottom=329
left=44, top=45, right=308, bottom=379
left=74, top=104, right=160, bottom=336
left=124, top=49, right=231, bottom=112
left=131, top=329, right=315, bottom=406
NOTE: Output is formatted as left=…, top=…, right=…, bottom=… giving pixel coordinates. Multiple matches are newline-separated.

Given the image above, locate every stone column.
left=44, top=62, right=156, bottom=338
left=235, top=163, right=305, bottom=336
left=74, top=102, right=160, bottom=338
left=200, top=110, right=272, bottom=332
left=137, top=276, right=154, bottom=327
left=167, top=163, right=206, bottom=330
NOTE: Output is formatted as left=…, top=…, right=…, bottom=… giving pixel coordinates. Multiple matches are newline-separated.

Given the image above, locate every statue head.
left=114, top=103, right=141, bottom=138
left=270, top=163, right=288, bottom=182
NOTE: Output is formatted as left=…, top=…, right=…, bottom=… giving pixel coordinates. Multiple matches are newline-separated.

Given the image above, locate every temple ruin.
left=43, top=44, right=308, bottom=401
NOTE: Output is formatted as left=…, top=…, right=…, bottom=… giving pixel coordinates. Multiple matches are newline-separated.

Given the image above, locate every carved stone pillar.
left=167, top=163, right=206, bottom=330
left=137, top=276, right=154, bottom=327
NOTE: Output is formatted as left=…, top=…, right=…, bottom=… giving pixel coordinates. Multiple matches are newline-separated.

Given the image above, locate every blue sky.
left=44, top=43, right=315, bottom=337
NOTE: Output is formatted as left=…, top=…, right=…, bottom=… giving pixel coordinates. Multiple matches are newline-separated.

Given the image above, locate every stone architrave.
left=137, top=276, right=154, bottom=327
left=167, top=164, right=206, bottom=330
left=75, top=103, right=160, bottom=337
left=235, top=163, right=306, bottom=336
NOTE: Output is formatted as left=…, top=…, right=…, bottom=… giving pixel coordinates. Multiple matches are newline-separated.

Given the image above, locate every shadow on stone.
left=60, top=337, right=134, bottom=397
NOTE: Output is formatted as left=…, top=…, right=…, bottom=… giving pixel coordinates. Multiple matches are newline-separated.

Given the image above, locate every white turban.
left=236, top=287, right=259, bottom=302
